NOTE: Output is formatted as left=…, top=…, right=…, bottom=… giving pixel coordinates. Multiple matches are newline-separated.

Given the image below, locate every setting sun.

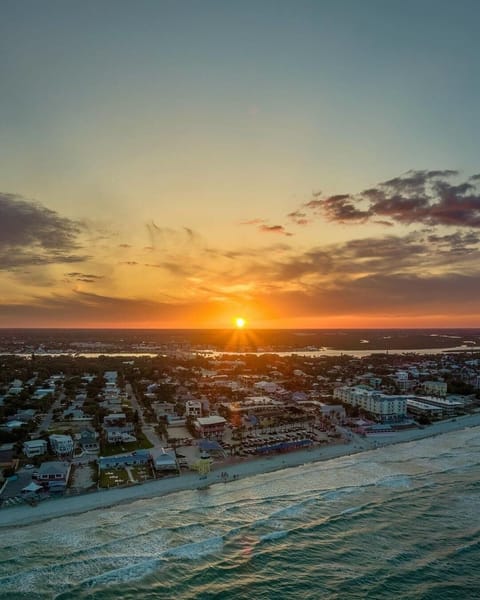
left=235, top=317, right=246, bottom=328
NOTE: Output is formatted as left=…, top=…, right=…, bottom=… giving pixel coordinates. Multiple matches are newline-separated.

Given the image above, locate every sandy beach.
left=1, top=411, right=480, bottom=528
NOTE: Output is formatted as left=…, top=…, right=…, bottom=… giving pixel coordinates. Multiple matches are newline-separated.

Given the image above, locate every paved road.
left=35, top=390, right=65, bottom=434
left=125, top=382, right=163, bottom=448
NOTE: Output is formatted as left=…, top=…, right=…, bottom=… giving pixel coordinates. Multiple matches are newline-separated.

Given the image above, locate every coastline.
left=1, top=411, right=480, bottom=528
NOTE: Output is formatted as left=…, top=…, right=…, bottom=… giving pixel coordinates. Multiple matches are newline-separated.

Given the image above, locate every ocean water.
left=1, top=428, right=480, bottom=599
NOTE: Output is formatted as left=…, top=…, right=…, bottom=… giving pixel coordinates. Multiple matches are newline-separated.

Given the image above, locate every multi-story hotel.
left=333, top=386, right=407, bottom=422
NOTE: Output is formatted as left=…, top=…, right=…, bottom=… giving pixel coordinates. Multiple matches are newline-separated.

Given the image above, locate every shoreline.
left=1, top=411, right=480, bottom=528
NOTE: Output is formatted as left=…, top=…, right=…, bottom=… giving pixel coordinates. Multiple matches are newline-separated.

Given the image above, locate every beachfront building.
left=151, top=448, right=178, bottom=473
left=334, top=386, right=407, bottom=422
left=409, top=396, right=465, bottom=417
left=98, top=450, right=151, bottom=470
left=363, top=395, right=407, bottom=422
left=406, top=399, right=443, bottom=419
left=32, top=461, right=71, bottom=492
left=23, top=439, right=48, bottom=458
left=49, top=434, right=74, bottom=456
left=194, top=416, right=227, bottom=440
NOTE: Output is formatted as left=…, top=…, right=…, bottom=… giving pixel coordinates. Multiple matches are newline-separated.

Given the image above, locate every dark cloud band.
left=0, top=192, right=85, bottom=268
left=300, top=170, right=480, bottom=228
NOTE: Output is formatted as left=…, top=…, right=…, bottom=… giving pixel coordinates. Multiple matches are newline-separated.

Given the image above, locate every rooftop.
left=196, top=416, right=227, bottom=426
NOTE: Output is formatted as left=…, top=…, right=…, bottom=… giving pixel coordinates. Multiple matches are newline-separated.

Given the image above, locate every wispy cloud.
left=259, top=224, right=292, bottom=236
left=5, top=174, right=480, bottom=326
left=287, top=210, right=310, bottom=225
left=64, top=272, right=104, bottom=283
left=241, top=218, right=292, bottom=236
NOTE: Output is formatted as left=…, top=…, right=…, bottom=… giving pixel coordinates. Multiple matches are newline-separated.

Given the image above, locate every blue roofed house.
left=98, top=450, right=151, bottom=470
left=150, top=448, right=178, bottom=472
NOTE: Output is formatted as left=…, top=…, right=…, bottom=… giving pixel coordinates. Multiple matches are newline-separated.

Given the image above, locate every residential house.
left=0, top=443, right=15, bottom=470
left=104, top=425, right=136, bottom=443
left=103, top=413, right=127, bottom=426
left=77, top=429, right=99, bottom=453
left=23, top=439, right=48, bottom=458
left=32, top=461, right=71, bottom=491
left=10, top=409, right=36, bottom=423
left=49, top=434, right=74, bottom=456
left=151, top=448, right=178, bottom=472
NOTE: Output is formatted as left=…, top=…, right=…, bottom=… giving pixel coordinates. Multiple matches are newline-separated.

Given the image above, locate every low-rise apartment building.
left=194, top=416, right=226, bottom=440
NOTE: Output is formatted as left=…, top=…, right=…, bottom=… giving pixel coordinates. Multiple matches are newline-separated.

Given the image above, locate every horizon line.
left=1, top=327, right=480, bottom=331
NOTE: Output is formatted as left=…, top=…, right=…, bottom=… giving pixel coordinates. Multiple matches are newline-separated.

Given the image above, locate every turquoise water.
left=1, top=428, right=480, bottom=599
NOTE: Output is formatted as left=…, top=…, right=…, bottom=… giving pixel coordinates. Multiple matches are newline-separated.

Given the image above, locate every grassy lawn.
left=100, top=432, right=154, bottom=457
left=99, top=468, right=129, bottom=488
left=130, top=465, right=154, bottom=482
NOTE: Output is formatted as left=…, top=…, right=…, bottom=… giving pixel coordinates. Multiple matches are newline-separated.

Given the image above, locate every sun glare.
left=235, top=317, right=246, bottom=328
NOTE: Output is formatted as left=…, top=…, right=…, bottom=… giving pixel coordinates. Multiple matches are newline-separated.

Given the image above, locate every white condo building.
left=334, top=386, right=407, bottom=422
left=185, top=400, right=202, bottom=418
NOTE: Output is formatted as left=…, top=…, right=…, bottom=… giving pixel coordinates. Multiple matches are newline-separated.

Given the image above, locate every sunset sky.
left=2, top=0, right=480, bottom=328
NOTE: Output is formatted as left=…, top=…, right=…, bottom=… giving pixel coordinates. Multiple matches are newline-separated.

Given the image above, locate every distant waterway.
left=198, top=344, right=480, bottom=358
left=1, top=344, right=479, bottom=359
left=0, top=352, right=161, bottom=358
left=0, top=426, right=479, bottom=598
